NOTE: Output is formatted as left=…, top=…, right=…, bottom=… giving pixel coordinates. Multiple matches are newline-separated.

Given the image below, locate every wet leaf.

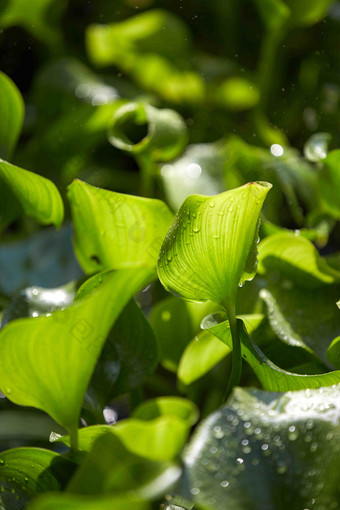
left=0, top=447, right=75, bottom=510
left=68, top=180, right=173, bottom=274
left=158, top=182, right=272, bottom=307
left=181, top=385, right=340, bottom=509
left=260, top=284, right=340, bottom=366
left=0, top=269, right=151, bottom=436
left=29, top=493, right=150, bottom=510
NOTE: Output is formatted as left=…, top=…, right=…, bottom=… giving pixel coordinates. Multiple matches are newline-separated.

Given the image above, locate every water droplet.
left=5, top=387, right=11, bottom=395
left=0, top=459, right=4, bottom=466
left=190, top=487, right=200, bottom=495
left=193, top=227, right=200, bottom=233
left=261, top=443, right=269, bottom=451
left=209, top=201, right=215, bottom=208
left=236, top=457, right=244, bottom=464
left=167, top=253, right=172, bottom=262
left=220, top=480, right=229, bottom=488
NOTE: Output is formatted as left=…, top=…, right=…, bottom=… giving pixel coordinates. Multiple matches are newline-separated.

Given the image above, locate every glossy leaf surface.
left=182, top=385, right=340, bottom=509
left=158, top=182, right=272, bottom=306
left=0, top=72, right=24, bottom=160
left=29, top=493, right=150, bottom=510
left=0, top=269, right=151, bottom=433
left=68, top=180, right=173, bottom=274
left=0, top=160, right=64, bottom=232
left=0, top=447, right=75, bottom=510
left=258, top=232, right=340, bottom=288
left=207, top=319, right=340, bottom=391
left=59, top=397, right=198, bottom=461
left=260, top=284, right=340, bottom=366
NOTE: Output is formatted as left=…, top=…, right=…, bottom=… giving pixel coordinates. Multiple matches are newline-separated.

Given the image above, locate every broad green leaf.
left=178, top=315, right=265, bottom=386
left=258, top=233, right=340, bottom=287
left=217, top=77, right=259, bottom=111
left=0, top=225, right=82, bottom=295
left=85, top=298, right=158, bottom=410
left=1, top=282, right=76, bottom=327
left=178, top=330, right=231, bottom=386
left=132, top=396, right=199, bottom=425
left=59, top=397, right=198, bottom=461
left=318, top=150, right=340, bottom=220
left=68, top=180, right=173, bottom=274
left=149, top=297, right=218, bottom=372
left=304, top=132, right=331, bottom=162
left=181, top=385, right=340, bottom=509
left=284, top=0, right=333, bottom=27
left=108, top=102, right=187, bottom=162
left=0, top=447, right=75, bottom=510
left=0, top=72, right=24, bottom=160
left=207, top=319, right=340, bottom=390
left=0, top=159, right=64, bottom=232
left=0, top=0, right=65, bottom=46
left=260, top=284, right=340, bottom=366
left=67, top=432, right=181, bottom=498
left=159, top=142, right=226, bottom=211
left=29, top=493, right=151, bottom=510
left=0, top=269, right=151, bottom=435
left=158, top=182, right=272, bottom=307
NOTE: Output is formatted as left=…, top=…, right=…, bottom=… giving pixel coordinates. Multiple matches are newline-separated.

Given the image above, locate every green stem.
left=69, top=427, right=79, bottom=453
left=222, top=304, right=242, bottom=403
left=257, top=26, right=286, bottom=114
left=136, top=154, right=156, bottom=197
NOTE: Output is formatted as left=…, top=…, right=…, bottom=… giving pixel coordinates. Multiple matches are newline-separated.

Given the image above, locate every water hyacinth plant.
left=1, top=1, right=340, bottom=509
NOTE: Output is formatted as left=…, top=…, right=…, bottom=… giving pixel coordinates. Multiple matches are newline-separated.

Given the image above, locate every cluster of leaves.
left=1, top=0, right=340, bottom=509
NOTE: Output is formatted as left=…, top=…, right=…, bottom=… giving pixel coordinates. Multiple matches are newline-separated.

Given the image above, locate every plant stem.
left=137, top=154, right=156, bottom=197
left=69, top=427, right=79, bottom=453
left=223, top=303, right=242, bottom=403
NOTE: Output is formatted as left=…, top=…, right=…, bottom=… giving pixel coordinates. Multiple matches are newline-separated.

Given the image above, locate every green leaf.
left=149, top=297, right=218, bottom=372
left=318, top=150, right=340, bottom=220
left=86, top=9, right=191, bottom=66
left=178, top=330, right=231, bottom=386
left=217, top=77, right=260, bottom=111
left=178, top=315, right=265, bottom=386
left=260, top=284, right=340, bottom=366
left=207, top=319, right=340, bottom=391
left=159, top=142, right=226, bottom=211
left=253, top=0, right=291, bottom=31
left=284, top=0, right=333, bottom=27
left=67, top=432, right=181, bottom=498
left=258, top=232, right=340, bottom=288
left=29, top=493, right=151, bottom=510
left=182, top=385, right=340, bottom=509
left=0, top=447, right=75, bottom=510
left=86, top=10, right=204, bottom=104
left=108, top=102, right=187, bottom=162
left=68, top=180, right=173, bottom=274
left=0, top=159, right=64, bottom=232
left=58, top=397, right=198, bottom=461
left=0, top=72, right=24, bottom=160
left=86, top=298, right=158, bottom=409
left=0, top=0, right=65, bottom=46
left=0, top=269, right=151, bottom=435
left=158, top=182, right=272, bottom=307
